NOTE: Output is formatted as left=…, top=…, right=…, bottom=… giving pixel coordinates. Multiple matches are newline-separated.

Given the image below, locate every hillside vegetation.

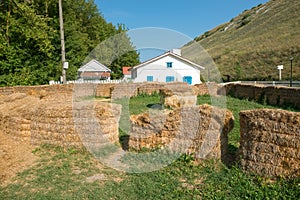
left=183, top=0, right=300, bottom=81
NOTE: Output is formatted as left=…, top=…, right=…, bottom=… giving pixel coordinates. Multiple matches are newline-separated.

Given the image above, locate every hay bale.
left=128, top=104, right=234, bottom=161
left=239, top=109, right=300, bottom=178
left=160, top=83, right=197, bottom=109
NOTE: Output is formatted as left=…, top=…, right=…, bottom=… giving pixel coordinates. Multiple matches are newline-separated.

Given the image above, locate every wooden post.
left=59, top=0, right=66, bottom=84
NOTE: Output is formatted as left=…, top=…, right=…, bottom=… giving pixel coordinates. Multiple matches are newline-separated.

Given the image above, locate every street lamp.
left=290, top=57, right=293, bottom=87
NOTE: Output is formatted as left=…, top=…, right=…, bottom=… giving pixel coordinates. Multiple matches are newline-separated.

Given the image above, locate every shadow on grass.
left=223, top=144, right=239, bottom=168
left=119, top=135, right=129, bottom=151
left=146, top=103, right=163, bottom=110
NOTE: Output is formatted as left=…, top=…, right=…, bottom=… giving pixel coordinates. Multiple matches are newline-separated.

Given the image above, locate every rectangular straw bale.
left=239, top=109, right=300, bottom=178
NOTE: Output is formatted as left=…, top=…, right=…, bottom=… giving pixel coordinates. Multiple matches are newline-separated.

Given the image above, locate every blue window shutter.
left=183, top=76, right=192, bottom=85
left=166, top=62, right=173, bottom=68
left=147, top=76, right=153, bottom=82
left=166, top=76, right=175, bottom=82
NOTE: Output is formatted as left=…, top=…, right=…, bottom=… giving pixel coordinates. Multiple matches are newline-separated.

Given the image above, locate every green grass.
left=197, top=95, right=276, bottom=148
left=113, top=93, right=161, bottom=135
left=1, top=95, right=299, bottom=199
left=129, top=93, right=161, bottom=115
left=1, top=144, right=299, bottom=199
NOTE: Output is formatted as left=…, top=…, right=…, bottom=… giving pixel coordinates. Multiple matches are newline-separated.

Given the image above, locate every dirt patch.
left=0, top=132, right=37, bottom=186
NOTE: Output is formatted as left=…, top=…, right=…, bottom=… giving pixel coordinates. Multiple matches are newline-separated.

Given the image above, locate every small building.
left=122, top=66, right=132, bottom=80
left=130, top=49, right=204, bottom=85
left=78, top=59, right=111, bottom=80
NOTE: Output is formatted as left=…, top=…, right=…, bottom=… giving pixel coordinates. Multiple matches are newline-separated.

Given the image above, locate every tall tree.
left=0, top=0, right=140, bottom=85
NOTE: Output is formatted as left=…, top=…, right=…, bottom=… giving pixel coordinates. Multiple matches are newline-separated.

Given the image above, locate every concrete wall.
left=239, top=109, right=300, bottom=178
left=223, top=83, right=300, bottom=109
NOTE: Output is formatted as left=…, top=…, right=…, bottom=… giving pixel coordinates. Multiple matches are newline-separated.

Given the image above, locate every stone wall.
left=128, top=104, right=234, bottom=162
left=223, top=83, right=300, bottom=109
left=239, top=109, right=300, bottom=178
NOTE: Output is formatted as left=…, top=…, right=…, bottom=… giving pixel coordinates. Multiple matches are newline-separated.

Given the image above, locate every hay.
left=0, top=90, right=121, bottom=149
left=239, top=109, right=300, bottom=178
left=128, top=104, right=234, bottom=161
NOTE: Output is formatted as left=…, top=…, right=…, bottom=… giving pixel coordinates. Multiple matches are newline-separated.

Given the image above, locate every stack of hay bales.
left=95, top=83, right=116, bottom=97
left=0, top=93, right=38, bottom=141
left=239, top=109, right=300, bottom=178
left=137, top=83, right=164, bottom=96
left=192, top=82, right=221, bottom=96
left=160, top=82, right=197, bottom=109
left=111, top=83, right=140, bottom=99
left=31, top=102, right=79, bottom=147
left=0, top=87, right=121, bottom=149
left=129, top=104, right=234, bottom=161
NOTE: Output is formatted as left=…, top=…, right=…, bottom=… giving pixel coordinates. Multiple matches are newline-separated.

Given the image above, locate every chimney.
left=171, top=49, right=181, bottom=56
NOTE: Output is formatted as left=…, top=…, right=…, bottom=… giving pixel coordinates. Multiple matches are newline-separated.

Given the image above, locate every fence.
left=49, top=79, right=127, bottom=85
left=241, top=81, right=300, bottom=87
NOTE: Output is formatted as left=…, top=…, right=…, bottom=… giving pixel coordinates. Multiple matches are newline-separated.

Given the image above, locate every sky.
left=95, top=0, right=269, bottom=39
left=95, top=0, right=269, bottom=61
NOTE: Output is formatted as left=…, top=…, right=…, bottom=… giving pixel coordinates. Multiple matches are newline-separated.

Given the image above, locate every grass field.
left=1, top=95, right=299, bottom=199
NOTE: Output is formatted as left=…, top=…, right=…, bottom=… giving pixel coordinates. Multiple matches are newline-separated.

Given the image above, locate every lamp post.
left=290, top=57, right=293, bottom=87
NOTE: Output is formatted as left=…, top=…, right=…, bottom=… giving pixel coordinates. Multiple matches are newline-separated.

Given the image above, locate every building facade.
left=78, top=59, right=111, bottom=80
left=131, top=50, right=204, bottom=85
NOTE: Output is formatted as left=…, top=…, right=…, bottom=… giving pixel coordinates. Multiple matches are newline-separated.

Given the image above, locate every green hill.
left=183, top=0, right=300, bottom=81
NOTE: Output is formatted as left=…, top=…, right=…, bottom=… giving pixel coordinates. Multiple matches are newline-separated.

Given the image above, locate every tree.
left=0, top=0, right=140, bottom=85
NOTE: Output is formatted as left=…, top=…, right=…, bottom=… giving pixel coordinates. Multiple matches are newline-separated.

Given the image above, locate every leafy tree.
left=0, top=0, right=139, bottom=85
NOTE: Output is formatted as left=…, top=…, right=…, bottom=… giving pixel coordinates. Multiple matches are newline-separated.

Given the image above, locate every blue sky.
left=95, top=0, right=269, bottom=39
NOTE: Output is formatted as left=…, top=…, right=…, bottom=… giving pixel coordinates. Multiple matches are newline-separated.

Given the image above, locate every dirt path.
left=0, top=132, right=37, bottom=186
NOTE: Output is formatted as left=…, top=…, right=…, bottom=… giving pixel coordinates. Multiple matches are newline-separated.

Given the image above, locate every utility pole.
left=59, top=0, right=66, bottom=84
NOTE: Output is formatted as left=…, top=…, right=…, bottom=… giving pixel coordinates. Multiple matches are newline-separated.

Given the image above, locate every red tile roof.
left=122, top=67, right=132, bottom=75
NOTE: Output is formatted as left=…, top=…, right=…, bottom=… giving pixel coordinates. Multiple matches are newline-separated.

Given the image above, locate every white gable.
left=132, top=51, right=204, bottom=71
left=78, top=59, right=111, bottom=72
left=131, top=51, right=205, bottom=85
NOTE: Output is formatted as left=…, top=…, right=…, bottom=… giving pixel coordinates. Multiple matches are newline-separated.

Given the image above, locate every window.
left=166, top=62, right=173, bottom=68
left=147, top=76, right=153, bottom=82
left=166, top=76, right=175, bottom=82
left=183, top=76, right=192, bottom=85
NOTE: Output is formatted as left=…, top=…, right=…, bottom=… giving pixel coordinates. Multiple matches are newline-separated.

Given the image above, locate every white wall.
left=132, top=55, right=201, bottom=85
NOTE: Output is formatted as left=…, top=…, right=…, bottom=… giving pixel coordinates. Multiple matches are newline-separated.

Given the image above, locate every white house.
left=131, top=49, right=204, bottom=85
left=78, top=59, right=111, bottom=80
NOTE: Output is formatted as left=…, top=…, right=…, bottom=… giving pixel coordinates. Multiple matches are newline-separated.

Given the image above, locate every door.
left=183, top=76, right=192, bottom=85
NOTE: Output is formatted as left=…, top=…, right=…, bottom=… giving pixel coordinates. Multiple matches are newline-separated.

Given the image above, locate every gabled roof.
left=78, top=59, right=111, bottom=72
left=122, top=67, right=132, bottom=75
left=131, top=51, right=205, bottom=71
